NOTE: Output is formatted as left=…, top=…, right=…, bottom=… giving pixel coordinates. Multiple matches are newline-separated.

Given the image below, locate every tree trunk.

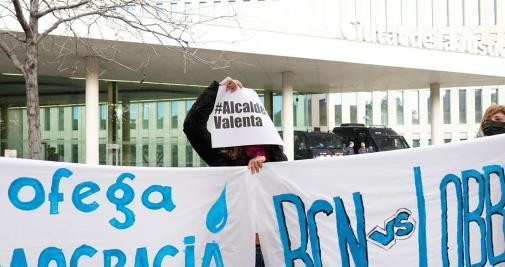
left=24, top=39, right=41, bottom=160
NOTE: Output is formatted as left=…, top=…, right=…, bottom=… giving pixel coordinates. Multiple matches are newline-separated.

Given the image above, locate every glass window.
left=184, top=2, right=192, bottom=21
left=319, top=94, right=327, bottom=126
left=491, top=88, right=498, bottom=105
left=420, top=89, right=431, bottom=124
left=130, top=144, right=137, bottom=166
left=170, top=2, right=178, bottom=18
left=185, top=100, right=194, bottom=113
left=293, top=96, right=298, bottom=127
left=444, top=132, right=452, bottom=143
left=157, top=102, right=164, bottom=129
left=142, top=144, right=149, bottom=166
left=475, top=88, right=482, bottom=123
left=364, top=92, right=373, bottom=125
left=155, top=1, right=164, bottom=16
left=142, top=103, right=149, bottom=129
left=411, top=91, right=419, bottom=124
left=130, top=104, right=138, bottom=130
left=443, top=90, right=451, bottom=124
left=58, top=107, right=64, bottom=131
left=199, top=1, right=209, bottom=22
left=72, top=106, right=79, bottom=131
left=100, top=104, right=107, bottom=130
left=156, top=144, right=164, bottom=167
left=127, top=3, right=136, bottom=14
left=459, top=89, right=467, bottom=124
left=171, top=143, right=178, bottom=167
left=348, top=93, right=357, bottom=123
left=307, top=95, right=312, bottom=126
left=393, top=91, right=404, bottom=125
left=186, top=143, right=193, bottom=167
left=273, top=95, right=282, bottom=127
left=44, top=108, right=50, bottom=131
left=57, top=144, right=64, bottom=161
left=334, top=93, right=342, bottom=126
left=412, top=139, right=420, bottom=147
left=171, top=101, right=178, bottom=129
left=71, top=144, right=78, bottom=163
left=293, top=94, right=311, bottom=128
left=99, top=144, right=106, bottom=165
left=379, top=91, right=388, bottom=125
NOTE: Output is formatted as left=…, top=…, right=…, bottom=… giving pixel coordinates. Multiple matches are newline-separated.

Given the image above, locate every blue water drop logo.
left=206, top=185, right=228, bottom=234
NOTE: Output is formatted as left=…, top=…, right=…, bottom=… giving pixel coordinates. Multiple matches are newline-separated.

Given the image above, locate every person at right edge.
left=477, top=104, right=505, bottom=137
left=183, top=76, right=287, bottom=267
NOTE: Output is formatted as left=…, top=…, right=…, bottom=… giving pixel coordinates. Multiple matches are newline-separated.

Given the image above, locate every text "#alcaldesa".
left=214, top=101, right=266, bottom=129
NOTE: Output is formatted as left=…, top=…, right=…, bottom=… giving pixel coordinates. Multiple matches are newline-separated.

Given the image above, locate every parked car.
left=333, top=123, right=409, bottom=154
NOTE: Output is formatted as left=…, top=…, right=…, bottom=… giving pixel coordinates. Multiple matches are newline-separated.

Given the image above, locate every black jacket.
left=183, top=81, right=287, bottom=166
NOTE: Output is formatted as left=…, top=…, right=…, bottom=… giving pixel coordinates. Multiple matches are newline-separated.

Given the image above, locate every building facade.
left=2, top=0, right=505, bottom=164
left=2, top=83, right=503, bottom=166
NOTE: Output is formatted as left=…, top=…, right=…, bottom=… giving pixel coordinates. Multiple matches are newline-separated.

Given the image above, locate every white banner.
left=210, top=86, right=283, bottom=148
left=0, top=160, right=255, bottom=266
left=255, top=135, right=505, bottom=267
left=0, top=135, right=504, bottom=266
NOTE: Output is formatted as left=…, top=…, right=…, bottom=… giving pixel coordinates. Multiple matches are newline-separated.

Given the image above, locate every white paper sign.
left=210, top=86, right=283, bottom=148
left=255, top=135, right=505, bottom=267
left=0, top=160, right=255, bottom=266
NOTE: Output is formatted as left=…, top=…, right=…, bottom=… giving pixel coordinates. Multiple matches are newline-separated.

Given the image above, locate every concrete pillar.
left=430, top=83, right=442, bottom=145
left=326, top=93, right=335, bottom=131
left=122, top=97, right=131, bottom=166
left=282, top=72, right=294, bottom=161
left=85, top=57, right=100, bottom=165
left=264, top=91, right=274, bottom=118
left=0, top=105, right=7, bottom=156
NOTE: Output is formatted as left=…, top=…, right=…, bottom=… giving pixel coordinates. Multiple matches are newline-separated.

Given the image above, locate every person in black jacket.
left=183, top=77, right=287, bottom=172
left=183, top=77, right=286, bottom=267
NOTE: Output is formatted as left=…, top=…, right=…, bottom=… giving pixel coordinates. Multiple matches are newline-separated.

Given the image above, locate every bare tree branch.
left=1, top=31, right=26, bottom=43
left=11, top=0, right=31, bottom=36
left=37, top=0, right=90, bottom=18
left=0, top=2, right=17, bottom=18
left=0, top=36, right=24, bottom=72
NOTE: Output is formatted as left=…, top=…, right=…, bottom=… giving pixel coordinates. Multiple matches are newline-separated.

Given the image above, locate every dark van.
left=293, top=130, right=344, bottom=160
left=333, top=124, right=409, bottom=154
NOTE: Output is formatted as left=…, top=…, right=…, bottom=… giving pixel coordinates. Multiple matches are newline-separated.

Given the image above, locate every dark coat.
left=183, top=81, right=287, bottom=166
